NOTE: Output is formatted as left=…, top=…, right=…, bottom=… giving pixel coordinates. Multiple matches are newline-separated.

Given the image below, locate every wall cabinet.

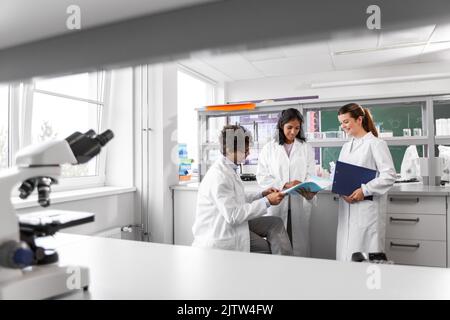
left=310, top=193, right=339, bottom=259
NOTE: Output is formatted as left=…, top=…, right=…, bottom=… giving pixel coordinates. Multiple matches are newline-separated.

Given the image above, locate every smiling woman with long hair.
left=335, top=103, right=396, bottom=261
left=256, top=108, right=316, bottom=257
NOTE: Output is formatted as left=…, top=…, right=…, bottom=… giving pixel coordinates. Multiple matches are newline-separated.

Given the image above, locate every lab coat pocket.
left=356, top=200, right=378, bottom=229
left=211, top=238, right=235, bottom=251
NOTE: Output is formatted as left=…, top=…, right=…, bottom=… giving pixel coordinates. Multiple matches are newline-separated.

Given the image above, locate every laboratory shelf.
left=436, top=136, right=450, bottom=145
left=381, top=136, right=429, bottom=146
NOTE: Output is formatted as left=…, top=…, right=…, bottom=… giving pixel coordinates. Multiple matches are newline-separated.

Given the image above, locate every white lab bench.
left=171, top=182, right=450, bottom=268
left=54, top=233, right=450, bottom=299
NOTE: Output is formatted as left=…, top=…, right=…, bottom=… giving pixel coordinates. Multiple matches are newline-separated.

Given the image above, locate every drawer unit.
left=386, top=238, right=447, bottom=268
left=387, top=196, right=446, bottom=215
left=385, top=195, right=447, bottom=268
left=386, top=214, right=446, bottom=241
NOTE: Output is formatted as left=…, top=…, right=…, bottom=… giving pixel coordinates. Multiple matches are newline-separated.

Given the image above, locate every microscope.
left=0, top=129, right=113, bottom=299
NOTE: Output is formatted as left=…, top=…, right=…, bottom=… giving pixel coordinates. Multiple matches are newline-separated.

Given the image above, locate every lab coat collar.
left=221, top=156, right=239, bottom=172
left=349, top=132, right=374, bottom=153
left=278, top=138, right=302, bottom=160
left=350, top=131, right=374, bottom=142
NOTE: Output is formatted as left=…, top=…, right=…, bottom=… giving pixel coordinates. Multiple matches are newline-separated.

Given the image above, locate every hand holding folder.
left=332, top=161, right=377, bottom=200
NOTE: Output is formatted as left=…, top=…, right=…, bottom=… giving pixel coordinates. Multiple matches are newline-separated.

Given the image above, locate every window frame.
left=0, top=84, right=11, bottom=169
left=177, top=65, right=218, bottom=180
left=177, top=64, right=218, bottom=103
left=15, top=71, right=112, bottom=191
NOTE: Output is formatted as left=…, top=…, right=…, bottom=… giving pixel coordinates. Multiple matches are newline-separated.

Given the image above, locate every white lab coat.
left=192, top=156, right=267, bottom=252
left=256, top=138, right=316, bottom=256
left=336, top=132, right=396, bottom=261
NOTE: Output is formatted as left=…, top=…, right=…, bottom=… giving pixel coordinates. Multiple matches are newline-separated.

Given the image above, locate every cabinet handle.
left=390, top=242, right=420, bottom=249
left=333, top=196, right=339, bottom=201
left=389, top=197, right=419, bottom=203
left=389, top=217, right=420, bottom=223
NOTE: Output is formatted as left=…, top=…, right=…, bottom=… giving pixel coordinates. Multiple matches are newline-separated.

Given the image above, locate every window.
left=0, top=85, right=9, bottom=169
left=30, top=72, right=106, bottom=179
left=177, top=68, right=215, bottom=179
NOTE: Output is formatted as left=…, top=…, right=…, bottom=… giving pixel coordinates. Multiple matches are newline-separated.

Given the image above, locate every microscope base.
left=0, top=264, right=89, bottom=299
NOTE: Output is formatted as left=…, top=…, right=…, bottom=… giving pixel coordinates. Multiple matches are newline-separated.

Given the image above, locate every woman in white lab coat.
left=336, top=103, right=396, bottom=261
left=256, top=108, right=316, bottom=257
left=192, top=125, right=293, bottom=255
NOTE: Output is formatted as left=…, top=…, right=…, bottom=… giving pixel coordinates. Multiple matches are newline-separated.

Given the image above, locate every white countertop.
left=171, top=181, right=450, bottom=196
left=51, top=233, right=450, bottom=299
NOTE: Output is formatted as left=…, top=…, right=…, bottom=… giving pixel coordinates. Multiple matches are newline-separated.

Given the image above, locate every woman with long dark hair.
left=335, top=103, right=396, bottom=261
left=256, top=108, right=316, bottom=257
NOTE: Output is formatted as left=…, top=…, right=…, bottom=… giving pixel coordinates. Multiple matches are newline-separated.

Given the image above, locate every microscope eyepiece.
left=95, top=130, right=114, bottom=146
left=65, top=129, right=114, bottom=164
left=84, top=129, right=97, bottom=138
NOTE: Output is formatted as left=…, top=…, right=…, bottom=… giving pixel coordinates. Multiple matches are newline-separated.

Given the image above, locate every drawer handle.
left=333, top=196, right=339, bottom=201
left=389, top=197, right=419, bottom=203
left=389, top=217, right=420, bottom=223
left=390, top=242, right=420, bottom=249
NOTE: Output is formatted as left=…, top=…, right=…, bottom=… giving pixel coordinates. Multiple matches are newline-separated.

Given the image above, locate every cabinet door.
left=386, top=214, right=446, bottom=241
left=387, top=196, right=446, bottom=215
left=310, top=193, right=339, bottom=259
left=173, top=189, right=198, bottom=246
left=386, top=239, right=447, bottom=267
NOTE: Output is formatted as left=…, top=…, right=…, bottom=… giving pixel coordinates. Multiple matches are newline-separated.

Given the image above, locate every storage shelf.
left=436, top=136, right=450, bottom=145
left=382, top=136, right=429, bottom=146
left=309, top=136, right=430, bottom=148
left=309, top=139, right=347, bottom=148
left=198, top=97, right=450, bottom=182
left=201, top=141, right=268, bottom=148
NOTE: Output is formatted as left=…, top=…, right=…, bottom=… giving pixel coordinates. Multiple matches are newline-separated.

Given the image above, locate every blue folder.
left=332, top=161, right=377, bottom=200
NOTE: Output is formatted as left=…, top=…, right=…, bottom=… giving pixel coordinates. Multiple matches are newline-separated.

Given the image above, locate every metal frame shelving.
left=197, top=95, right=450, bottom=184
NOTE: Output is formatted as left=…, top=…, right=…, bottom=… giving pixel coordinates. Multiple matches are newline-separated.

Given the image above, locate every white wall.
left=146, top=64, right=179, bottom=244
left=226, top=61, right=450, bottom=102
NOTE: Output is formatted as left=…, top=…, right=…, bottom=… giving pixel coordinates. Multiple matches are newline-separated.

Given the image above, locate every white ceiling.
left=0, top=0, right=219, bottom=50
left=180, top=23, right=450, bottom=82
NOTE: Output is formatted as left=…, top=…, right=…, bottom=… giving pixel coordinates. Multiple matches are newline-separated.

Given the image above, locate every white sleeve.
left=245, top=191, right=263, bottom=203
left=211, top=174, right=267, bottom=226
left=256, top=144, right=285, bottom=190
left=363, top=140, right=397, bottom=196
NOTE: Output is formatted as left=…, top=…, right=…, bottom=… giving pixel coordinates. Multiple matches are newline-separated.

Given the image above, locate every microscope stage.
left=19, top=210, right=94, bottom=235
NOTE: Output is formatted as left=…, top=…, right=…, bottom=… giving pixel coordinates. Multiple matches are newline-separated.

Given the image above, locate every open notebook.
left=281, top=176, right=332, bottom=195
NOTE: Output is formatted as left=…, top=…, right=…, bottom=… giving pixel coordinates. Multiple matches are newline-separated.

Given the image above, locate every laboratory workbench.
left=171, top=182, right=450, bottom=268
left=53, top=233, right=450, bottom=299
